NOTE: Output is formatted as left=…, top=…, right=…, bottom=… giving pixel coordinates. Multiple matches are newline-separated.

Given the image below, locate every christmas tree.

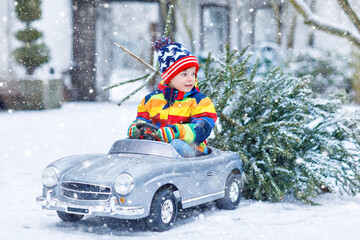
left=198, top=45, right=360, bottom=203
left=105, top=6, right=360, bottom=204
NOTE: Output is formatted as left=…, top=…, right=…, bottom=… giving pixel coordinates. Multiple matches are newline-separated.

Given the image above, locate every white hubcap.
left=161, top=199, right=174, bottom=224
left=229, top=181, right=239, bottom=203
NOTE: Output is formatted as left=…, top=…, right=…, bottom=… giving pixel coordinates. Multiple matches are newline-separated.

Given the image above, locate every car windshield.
left=108, top=139, right=175, bottom=158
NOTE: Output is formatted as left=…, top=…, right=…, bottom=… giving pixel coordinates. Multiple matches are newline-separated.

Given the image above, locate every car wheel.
left=216, top=173, right=242, bottom=210
left=57, top=211, right=84, bottom=222
left=145, top=189, right=178, bottom=232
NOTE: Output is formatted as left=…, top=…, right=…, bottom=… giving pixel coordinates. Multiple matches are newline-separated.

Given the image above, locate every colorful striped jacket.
left=131, top=82, right=217, bottom=154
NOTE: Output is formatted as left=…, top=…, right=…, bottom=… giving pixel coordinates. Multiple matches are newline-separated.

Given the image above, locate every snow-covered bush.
left=283, top=48, right=354, bottom=101
left=199, top=45, right=360, bottom=203
left=13, top=0, right=50, bottom=75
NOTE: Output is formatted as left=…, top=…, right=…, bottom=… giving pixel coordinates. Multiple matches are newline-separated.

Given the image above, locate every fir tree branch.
left=102, top=73, right=151, bottom=91
left=108, top=4, right=175, bottom=106
left=220, top=112, right=244, bottom=130
left=164, top=4, right=175, bottom=38
left=117, top=81, right=148, bottom=107
left=117, top=69, right=159, bottom=106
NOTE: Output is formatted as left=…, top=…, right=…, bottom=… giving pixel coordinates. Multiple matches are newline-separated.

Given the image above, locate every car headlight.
left=114, top=173, right=134, bottom=195
left=42, top=166, right=60, bottom=187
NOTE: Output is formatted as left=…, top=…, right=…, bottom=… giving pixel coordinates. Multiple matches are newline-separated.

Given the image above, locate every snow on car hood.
left=57, top=153, right=167, bottom=184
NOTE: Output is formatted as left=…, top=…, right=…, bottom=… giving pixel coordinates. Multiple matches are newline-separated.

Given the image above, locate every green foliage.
left=199, top=45, right=360, bottom=203
left=15, top=28, right=42, bottom=43
left=13, top=0, right=49, bottom=75
left=15, top=0, right=42, bottom=23
left=13, top=43, right=50, bottom=75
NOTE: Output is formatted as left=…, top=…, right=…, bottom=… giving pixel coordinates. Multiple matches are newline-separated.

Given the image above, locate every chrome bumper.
left=36, top=190, right=145, bottom=219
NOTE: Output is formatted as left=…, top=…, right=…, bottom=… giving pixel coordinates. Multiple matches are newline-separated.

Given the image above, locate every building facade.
left=0, top=0, right=354, bottom=102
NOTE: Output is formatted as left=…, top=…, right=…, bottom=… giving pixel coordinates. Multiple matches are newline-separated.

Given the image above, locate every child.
left=127, top=37, right=217, bottom=157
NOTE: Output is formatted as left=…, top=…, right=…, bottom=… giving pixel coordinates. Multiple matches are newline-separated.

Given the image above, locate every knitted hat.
left=153, top=37, right=199, bottom=84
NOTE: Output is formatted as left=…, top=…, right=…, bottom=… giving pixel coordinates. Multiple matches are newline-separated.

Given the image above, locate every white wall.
left=0, top=0, right=16, bottom=78
left=1, top=0, right=357, bottom=81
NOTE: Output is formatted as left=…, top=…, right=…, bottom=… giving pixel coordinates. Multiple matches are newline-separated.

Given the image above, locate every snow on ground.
left=1, top=102, right=360, bottom=240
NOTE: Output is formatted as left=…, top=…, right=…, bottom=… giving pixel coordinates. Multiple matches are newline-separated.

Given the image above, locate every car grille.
left=61, top=182, right=112, bottom=201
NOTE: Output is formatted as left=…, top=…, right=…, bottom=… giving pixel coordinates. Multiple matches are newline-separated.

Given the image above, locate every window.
left=254, top=8, right=278, bottom=43
left=201, top=5, right=229, bottom=55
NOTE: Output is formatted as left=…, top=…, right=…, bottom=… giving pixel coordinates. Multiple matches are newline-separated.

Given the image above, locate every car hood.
left=59, top=153, right=168, bottom=184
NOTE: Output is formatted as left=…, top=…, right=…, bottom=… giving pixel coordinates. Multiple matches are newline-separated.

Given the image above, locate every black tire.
left=57, top=211, right=84, bottom=222
left=145, top=189, right=178, bottom=232
left=215, top=173, right=242, bottom=210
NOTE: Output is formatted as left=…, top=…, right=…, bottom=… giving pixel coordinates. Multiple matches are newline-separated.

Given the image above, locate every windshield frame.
left=108, top=139, right=175, bottom=158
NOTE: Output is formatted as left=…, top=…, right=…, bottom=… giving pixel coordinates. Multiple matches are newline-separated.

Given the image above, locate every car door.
left=191, top=154, right=225, bottom=196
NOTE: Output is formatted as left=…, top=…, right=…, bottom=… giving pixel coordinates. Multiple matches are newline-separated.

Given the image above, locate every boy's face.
left=169, top=67, right=197, bottom=92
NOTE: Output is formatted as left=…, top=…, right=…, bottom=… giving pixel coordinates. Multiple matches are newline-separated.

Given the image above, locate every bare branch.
left=337, top=0, right=360, bottom=33
left=288, top=0, right=360, bottom=49
left=113, top=42, right=156, bottom=72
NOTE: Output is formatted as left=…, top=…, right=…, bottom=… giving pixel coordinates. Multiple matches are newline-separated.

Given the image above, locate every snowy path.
left=1, top=102, right=360, bottom=240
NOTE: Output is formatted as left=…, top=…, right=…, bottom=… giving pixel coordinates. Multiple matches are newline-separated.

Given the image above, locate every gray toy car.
left=37, top=129, right=244, bottom=232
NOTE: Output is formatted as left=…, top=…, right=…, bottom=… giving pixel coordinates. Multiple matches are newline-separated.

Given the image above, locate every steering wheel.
left=136, top=122, right=160, bottom=141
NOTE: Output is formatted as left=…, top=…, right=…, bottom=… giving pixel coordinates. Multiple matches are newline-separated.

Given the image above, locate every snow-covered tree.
left=106, top=5, right=360, bottom=204
left=283, top=47, right=354, bottom=101
left=288, top=0, right=360, bottom=49
left=199, top=45, right=360, bottom=203
left=12, top=0, right=50, bottom=75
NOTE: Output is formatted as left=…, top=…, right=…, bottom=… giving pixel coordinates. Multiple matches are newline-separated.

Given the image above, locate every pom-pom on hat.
left=153, top=37, right=199, bottom=84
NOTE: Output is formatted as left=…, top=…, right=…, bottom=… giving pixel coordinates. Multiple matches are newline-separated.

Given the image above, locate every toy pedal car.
left=37, top=126, right=244, bottom=232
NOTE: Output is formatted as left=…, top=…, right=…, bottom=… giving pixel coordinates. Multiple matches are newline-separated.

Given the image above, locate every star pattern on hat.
left=158, top=43, right=191, bottom=73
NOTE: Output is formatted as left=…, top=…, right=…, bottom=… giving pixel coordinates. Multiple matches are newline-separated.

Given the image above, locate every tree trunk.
left=287, top=12, right=297, bottom=49
left=270, top=0, right=282, bottom=45
left=307, top=0, right=316, bottom=47
left=71, top=0, right=97, bottom=101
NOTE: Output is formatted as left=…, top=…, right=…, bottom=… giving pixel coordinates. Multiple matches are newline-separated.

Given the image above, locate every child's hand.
left=127, top=122, right=140, bottom=139
left=139, top=127, right=160, bottom=141
left=157, top=127, right=175, bottom=143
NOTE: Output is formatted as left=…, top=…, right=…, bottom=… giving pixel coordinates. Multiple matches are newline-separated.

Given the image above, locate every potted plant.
left=11, top=0, right=62, bottom=110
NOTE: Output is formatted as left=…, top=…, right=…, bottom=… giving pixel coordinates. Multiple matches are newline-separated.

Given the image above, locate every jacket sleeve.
left=135, top=97, right=152, bottom=123
left=127, top=97, right=152, bottom=138
left=173, top=96, right=217, bottom=145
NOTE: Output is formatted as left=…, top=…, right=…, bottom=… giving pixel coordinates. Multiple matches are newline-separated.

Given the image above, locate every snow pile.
left=1, top=102, right=360, bottom=239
